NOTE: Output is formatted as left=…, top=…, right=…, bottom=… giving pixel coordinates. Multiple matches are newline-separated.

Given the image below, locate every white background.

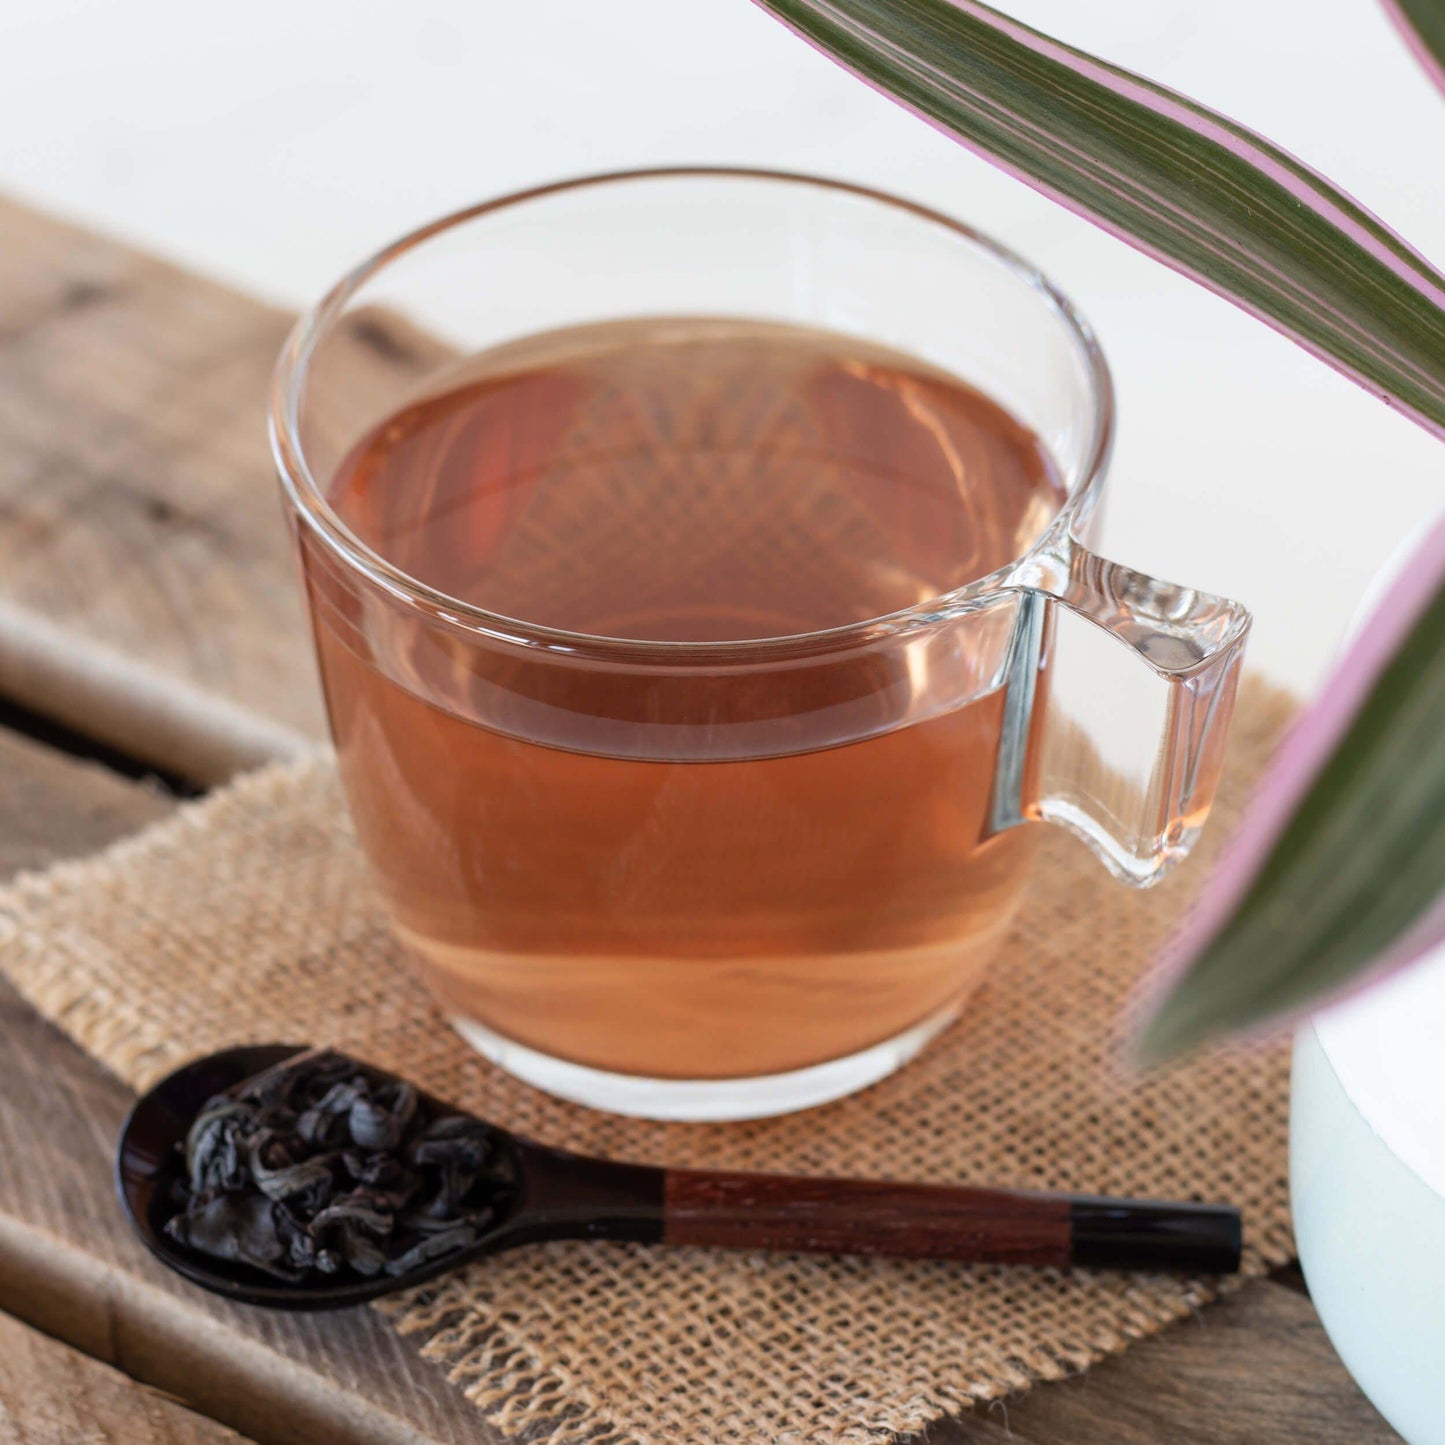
left=1, top=0, right=1441, bottom=694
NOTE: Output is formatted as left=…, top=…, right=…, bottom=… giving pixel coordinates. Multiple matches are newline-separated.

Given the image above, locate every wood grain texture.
left=0, top=728, right=173, bottom=877
left=665, top=1170, right=1069, bottom=1266
left=0, top=1311, right=253, bottom=1445
left=915, top=1277, right=1401, bottom=1444
left=0, top=200, right=460, bottom=787
left=0, top=727, right=506, bottom=1445
left=0, top=198, right=325, bottom=783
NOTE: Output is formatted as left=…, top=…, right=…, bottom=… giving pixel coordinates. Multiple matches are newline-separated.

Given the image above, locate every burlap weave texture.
left=0, top=680, right=1296, bottom=1444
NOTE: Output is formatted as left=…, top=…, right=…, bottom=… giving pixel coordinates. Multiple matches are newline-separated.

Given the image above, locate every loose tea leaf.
left=163, top=1050, right=515, bottom=1281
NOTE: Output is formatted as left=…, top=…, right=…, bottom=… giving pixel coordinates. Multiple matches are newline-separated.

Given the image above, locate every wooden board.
left=0, top=200, right=454, bottom=786
left=0, top=1311, right=253, bottom=1445
left=930, top=1272, right=1401, bottom=1443
left=0, top=723, right=1400, bottom=1443
left=0, top=727, right=501, bottom=1445
left=0, top=197, right=320, bottom=783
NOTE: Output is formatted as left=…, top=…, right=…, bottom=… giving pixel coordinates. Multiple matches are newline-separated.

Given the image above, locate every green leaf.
left=752, top=0, right=1445, bottom=1054
left=754, top=0, right=1445, bottom=438
left=1385, top=0, right=1445, bottom=93
left=1138, top=542, right=1445, bottom=1061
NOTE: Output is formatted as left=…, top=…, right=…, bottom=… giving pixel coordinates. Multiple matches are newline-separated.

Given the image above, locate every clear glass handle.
left=991, top=542, right=1252, bottom=886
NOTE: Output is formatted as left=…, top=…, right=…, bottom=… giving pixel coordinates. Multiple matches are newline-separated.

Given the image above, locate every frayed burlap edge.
left=0, top=681, right=1297, bottom=1445
left=373, top=1262, right=1241, bottom=1445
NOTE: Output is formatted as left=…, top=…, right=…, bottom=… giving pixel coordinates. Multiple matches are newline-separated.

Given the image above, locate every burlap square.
left=0, top=678, right=1296, bottom=1445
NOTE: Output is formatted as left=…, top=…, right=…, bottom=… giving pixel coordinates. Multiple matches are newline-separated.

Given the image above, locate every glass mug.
left=271, top=169, right=1250, bottom=1120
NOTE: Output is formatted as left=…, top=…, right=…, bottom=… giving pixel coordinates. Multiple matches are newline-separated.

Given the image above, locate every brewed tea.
left=311, top=318, right=1064, bottom=1080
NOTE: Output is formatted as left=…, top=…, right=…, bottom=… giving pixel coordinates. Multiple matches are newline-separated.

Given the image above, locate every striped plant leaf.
left=752, top=0, right=1445, bottom=439
left=1384, top=0, right=1445, bottom=94
left=1138, top=523, right=1445, bottom=1062
left=754, top=0, right=1445, bottom=1056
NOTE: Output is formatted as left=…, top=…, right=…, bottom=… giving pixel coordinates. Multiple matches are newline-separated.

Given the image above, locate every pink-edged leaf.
left=1383, top=0, right=1445, bottom=96
left=752, top=0, right=1445, bottom=438
left=1137, top=516, right=1445, bottom=1061
left=751, top=0, right=1445, bottom=1053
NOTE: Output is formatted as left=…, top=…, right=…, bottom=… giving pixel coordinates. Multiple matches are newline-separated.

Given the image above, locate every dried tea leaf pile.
left=166, top=1050, right=516, bottom=1280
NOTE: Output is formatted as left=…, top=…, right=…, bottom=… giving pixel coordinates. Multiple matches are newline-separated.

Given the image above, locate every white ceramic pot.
left=1288, top=521, right=1445, bottom=1443
left=1291, top=947, right=1445, bottom=1444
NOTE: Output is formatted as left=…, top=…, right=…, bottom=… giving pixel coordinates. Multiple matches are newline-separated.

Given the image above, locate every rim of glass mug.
left=269, top=165, right=1116, bottom=665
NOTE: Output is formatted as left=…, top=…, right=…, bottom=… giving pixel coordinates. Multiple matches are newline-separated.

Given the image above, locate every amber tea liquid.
left=312, top=318, right=1064, bottom=1080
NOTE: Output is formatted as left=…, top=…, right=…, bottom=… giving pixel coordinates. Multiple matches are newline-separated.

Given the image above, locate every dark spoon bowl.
left=115, top=1044, right=664, bottom=1311
left=117, top=1044, right=1243, bottom=1312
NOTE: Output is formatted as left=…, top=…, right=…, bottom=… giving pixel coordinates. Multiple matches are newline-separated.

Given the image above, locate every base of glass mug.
left=449, top=1004, right=959, bottom=1121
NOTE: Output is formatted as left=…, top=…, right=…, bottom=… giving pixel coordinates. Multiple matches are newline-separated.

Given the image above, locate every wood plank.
left=0, top=199, right=454, bottom=786
left=0, top=1311, right=253, bottom=1445
left=0, top=196, right=321, bottom=783
left=0, top=724, right=173, bottom=876
left=0, top=721, right=1400, bottom=1443
left=917, top=1275, right=1401, bottom=1444
left=0, top=727, right=502, bottom=1445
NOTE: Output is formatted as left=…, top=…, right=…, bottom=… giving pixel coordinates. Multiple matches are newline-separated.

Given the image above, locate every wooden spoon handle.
left=663, top=1169, right=1241, bottom=1272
